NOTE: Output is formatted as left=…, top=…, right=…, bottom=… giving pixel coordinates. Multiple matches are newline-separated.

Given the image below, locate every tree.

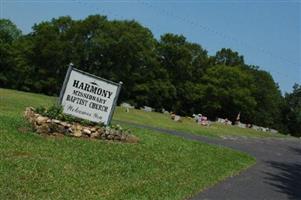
left=200, top=65, right=257, bottom=122
left=27, top=16, right=74, bottom=94
left=283, top=84, right=301, bottom=136
left=0, top=19, right=21, bottom=43
left=214, top=48, right=244, bottom=66
left=246, top=67, right=284, bottom=129
left=157, top=33, right=208, bottom=114
left=0, top=19, right=22, bottom=87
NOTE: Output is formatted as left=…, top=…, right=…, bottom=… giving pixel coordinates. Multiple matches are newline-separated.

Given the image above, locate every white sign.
left=59, top=67, right=122, bottom=125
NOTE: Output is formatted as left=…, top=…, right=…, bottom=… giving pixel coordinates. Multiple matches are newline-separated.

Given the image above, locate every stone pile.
left=24, top=107, right=139, bottom=143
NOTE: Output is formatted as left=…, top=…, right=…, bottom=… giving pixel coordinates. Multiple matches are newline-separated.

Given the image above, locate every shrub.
left=35, top=104, right=103, bottom=127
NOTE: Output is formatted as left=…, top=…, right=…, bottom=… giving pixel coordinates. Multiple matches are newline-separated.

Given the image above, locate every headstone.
left=199, top=115, right=209, bottom=126
left=162, top=108, right=170, bottom=114
left=252, top=125, right=260, bottom=131
left=192, top=114, right=199, bottom=123
left=217, top=118, right=225, bottom=123
left=174, top=115, right=181, bottom=121
left=222, top=118, right=232, bottom=125
left=270, top=129, right=278, bottom=133
left=261, top=127, right=268, bottom=132
left=120, top=102, right=134, bottom=109
left=142, top=106, right=153, bottom=112
left=170, top=113, right=181, bottom=121
left=236, top=122, right=246, bottom=128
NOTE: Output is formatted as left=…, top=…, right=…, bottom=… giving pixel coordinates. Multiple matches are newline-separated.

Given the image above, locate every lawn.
left=114, top=107, right=287, bottom=138
left=0, top=88, right=255, bottom=199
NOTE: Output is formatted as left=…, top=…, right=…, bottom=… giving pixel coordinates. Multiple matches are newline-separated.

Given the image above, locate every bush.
left=35, top=104, right=103, bottom=127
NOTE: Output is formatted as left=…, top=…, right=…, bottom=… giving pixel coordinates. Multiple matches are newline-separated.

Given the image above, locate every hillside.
left=0, top=88, right=255, bottom=199
left=114, top=107, right=286, bottom=138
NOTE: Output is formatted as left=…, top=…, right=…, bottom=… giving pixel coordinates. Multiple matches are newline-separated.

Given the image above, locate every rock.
left=104, top=130, right=110, bottom=136
left=114, top=135, right=121, bottom=140
left=24, top=107, right=35, bottom=119
left=110, top=129, right=116, bottom=136
left=83, top=128, right=91, bottom=135
left=81, top=133, right=89, bottom=138
left=24, top=107, right=140, bottom=143
left=91, top=131, right=100, bottom=138
left=98, top=131, right=104, bottom=137
left=49, top=123, right=65, bottom=133
left=36, top=124, right=50, bottom=134
left=36, top=116, right=48, bottom=125
left=26, top=114, right=35, bottom=124
left=107, top=135, right=114, bottom=140
left=73, top=130, right=82, bottom=137
left=57, top=125, right=66, bottom=133
left=60, top=122, right=70, bottom=128
left=52, top=119, right=61, bottom=124
left=121, top=134, right=127, bottom=141
left=74, top=124, right=82, bottom=131
left=70, top=124, right=83, bottom=137
left=97, top=127, right=105, bottom=135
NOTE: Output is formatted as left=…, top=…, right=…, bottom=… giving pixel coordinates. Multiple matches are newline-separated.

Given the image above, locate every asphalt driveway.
left=118, top=121, right=301, bottom=200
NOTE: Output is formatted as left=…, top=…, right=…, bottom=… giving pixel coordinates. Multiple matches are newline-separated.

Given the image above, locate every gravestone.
left=236, top=122, right=246, bottom=128
left=270, top=129, right=278, bottom=133
left=217, top=118, right=225, bottom=123
left=141, top=106, right=153, bottom=112
left=120, top=102, right=134, bottom=109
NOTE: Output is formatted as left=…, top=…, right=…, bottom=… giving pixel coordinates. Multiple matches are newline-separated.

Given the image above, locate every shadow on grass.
left=264, top=147, right=301, bottom=200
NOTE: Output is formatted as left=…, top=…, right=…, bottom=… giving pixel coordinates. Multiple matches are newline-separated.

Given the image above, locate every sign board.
left=59, top=65, right=122, bottom=125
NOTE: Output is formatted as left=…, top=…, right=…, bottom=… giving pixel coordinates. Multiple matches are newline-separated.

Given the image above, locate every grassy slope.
left=0, top=88, right=255, bottom=199
left=114, top=107, right=286, bottom=138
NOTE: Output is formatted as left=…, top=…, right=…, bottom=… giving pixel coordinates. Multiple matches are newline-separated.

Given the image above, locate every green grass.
left=0, top=88, right=255, bottom=199
left=114, top=107, right=287, bottom=138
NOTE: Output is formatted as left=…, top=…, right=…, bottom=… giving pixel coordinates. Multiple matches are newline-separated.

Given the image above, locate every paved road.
left=117, top=121, right=301, bottom=200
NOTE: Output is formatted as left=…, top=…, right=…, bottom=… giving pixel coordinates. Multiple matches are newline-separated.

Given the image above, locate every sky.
left=1, top=0, right=300, bottom=94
